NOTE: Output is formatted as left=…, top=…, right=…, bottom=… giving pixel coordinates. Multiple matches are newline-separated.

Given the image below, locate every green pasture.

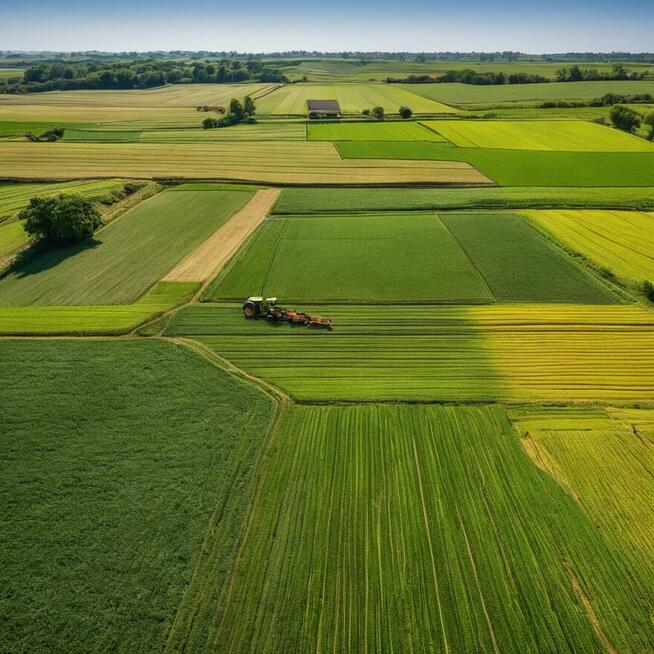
left=205, top=212, right=494, bottom=303
left=307, top=120, right=445, bottom=141
left=336, top=141, right=654, bottom=186
left=200, top=403, right=653, bottom=653
left=0, top=188, right=253, bottom=306
left=0, top=281, right=197, bottom=335
left=0, top=221, right=29, bottom=257
left=0, top=339, right=275, bottom=653
left=423, top=119, right=654, bottom=151
left=274, top=186, right=654, bottom=213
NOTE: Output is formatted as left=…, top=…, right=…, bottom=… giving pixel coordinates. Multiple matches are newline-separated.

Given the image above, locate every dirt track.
left=164, top=188, right=280, bottom=283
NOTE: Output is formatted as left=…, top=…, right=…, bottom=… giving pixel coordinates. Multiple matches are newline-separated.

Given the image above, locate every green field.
left=404, top=80, right=654, bottom=105
left=440, top=213, right=617, bottom=302
left=169, top=303, right=654, bottom=402
left=203, top=404, right=653, bottom=653
left=336, top=141, right=654, bottom=186
left=0, top=189, right=253, bottom=306
left=0, top=281, right=197, bottom=335
left=0, top=220, right=30, bottom=257
left=255, top=83, right=456, bottom=114
left=307, top=120, right=445, bottom=141
left=274, top=186, right=654, bottom=213
left=423, top=119, right=654, bottom=151
left=523, top=209, right=654, bottom=286
left=206, top=213, right=494, bottom=303
left=0, top=339, right=275, bottom=654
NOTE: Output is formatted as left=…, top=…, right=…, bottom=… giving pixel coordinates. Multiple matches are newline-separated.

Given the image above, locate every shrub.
left=643, top=280, right=654, bottom=301
left=610, top=105, right=642, bottom=133
left=399, top=106, right=413, bottom=119
left=370, top=106, right=385, bottom=121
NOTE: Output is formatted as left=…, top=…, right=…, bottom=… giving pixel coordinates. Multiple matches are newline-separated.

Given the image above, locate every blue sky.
left=1, top=0, right=651, bottom=52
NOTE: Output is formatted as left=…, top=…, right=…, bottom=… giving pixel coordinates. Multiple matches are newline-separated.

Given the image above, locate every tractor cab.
left=242, top=296, right=277, bottom=319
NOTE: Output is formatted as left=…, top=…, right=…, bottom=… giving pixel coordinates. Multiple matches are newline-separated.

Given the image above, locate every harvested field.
left=0, top=141, right=490, bottom=185
left=164, top=188, right=280, bottom=283
left=0, top=282, right=197, bottom=335
left=170, top=303, right=654, bottom=402
left=0, top=339, right=275, bottom=653
left=336, top=141, right=654, bottom=186
left=203, top=404, right=653, bottom=653
left=422, top=120, right=654, bottom=151
left=205, top=212, right=495, bottom=303
left=440, top=212, right=618, bottom=302
left=0, top=188, right=253, bottom=306
left=523, top=209, right=654, bottom=285
left=307, top=120, right=445, bottom=141
left=255, top=83, right=456, bottom=114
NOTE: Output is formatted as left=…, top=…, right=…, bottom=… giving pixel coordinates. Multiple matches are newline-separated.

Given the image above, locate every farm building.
left=307, top=99, right=341, bottom=118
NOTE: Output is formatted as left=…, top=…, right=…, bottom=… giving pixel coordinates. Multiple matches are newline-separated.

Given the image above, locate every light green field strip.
left=0, top=141, right=489, bottom=185
left=0, top=221, right=29, bottom=257
left=172, top=303, right=654, bottom=402
left=0, top=282, right=197, bottom=335
left=0, top=189, right=253, bottom=306
left=523, top=209, right=654, bottom=285
left=202, top=404, right=653, bottom=653
left=139, top=122, right=306, bottom=142
left=405, top=80, right=654, bottom=105
left=255, top=83, right=456, bottom=114
left=422, top=119, right=654, bottom=151
left=307, top=120, right=445, bottom=141
left=0, top=339, right=275, bottom=652
left=205, top=213, right=494, bottom=303
left=0, top=179, right=127, bottom=217
left=510, top=405, right=654, bottom=568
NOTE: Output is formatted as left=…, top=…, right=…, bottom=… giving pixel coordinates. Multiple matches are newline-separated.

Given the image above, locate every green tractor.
left=242, top=296, right=278, bottom=319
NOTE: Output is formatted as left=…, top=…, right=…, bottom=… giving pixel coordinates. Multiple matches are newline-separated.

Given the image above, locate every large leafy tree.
left=610, top=105, right=642, bottom=133
left=20, top=194, right=102, bottom=247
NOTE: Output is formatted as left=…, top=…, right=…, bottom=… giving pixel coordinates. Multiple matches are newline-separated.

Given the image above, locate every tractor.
left=242, top=296, right=332, bottom=330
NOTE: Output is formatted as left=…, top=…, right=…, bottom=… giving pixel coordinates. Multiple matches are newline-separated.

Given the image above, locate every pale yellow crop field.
left=524, top=209, right=654, bottom=284
left=255, top=83, right=456, bottom=114
left=423, top=119, right=654, bottom=151
left=0, top=141, right=490, bottom=185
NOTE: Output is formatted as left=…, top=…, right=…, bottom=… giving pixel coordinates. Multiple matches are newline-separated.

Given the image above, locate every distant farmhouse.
left=307, top=99, right=341, bottom=119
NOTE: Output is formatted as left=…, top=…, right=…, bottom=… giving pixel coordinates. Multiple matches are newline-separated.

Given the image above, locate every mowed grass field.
left=255, top=83, right=456, bottom=114
left=0, top=188, right=253, bottom=305
left=274, top=186, right=654, bottom=213
left=523, top=209, right=654, bottom=286
left=424, top=119, right=654, bottom=151
left=201, top=404, right=653, bottom=653
left=206, top=211, right=616, bottom=303
left=0, top=339, right=275, bottom=654
left=307, top=120, right=445, bottom=141
left=170, top=303, right=654, bottom=402
left=336, top=141, right=654, bottom=186
left=0, top=141, right=489, bottom=185
left=404, top=80, right=654, bottom=105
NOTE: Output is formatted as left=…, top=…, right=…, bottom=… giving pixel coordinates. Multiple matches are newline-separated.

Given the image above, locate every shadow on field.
left=8, top=238, right=102, bottom=279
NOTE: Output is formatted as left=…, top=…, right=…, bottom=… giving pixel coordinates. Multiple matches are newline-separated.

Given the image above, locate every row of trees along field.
left=0, top=59, right=287, bottom=93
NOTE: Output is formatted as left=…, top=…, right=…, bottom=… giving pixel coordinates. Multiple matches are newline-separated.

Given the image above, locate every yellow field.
left=523, top=209, right=654, bottom=285
left=255, top=83, right=456, bottom=114
left=0, top=141, right=490, bottom=185
left=423, top=119, right=654, bottom=151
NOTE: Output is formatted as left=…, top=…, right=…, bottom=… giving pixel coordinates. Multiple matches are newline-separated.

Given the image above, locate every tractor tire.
left=243, top=301, right=257, bottom=319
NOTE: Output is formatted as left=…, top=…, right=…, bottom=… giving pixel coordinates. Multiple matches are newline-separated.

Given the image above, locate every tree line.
left=0, top=59, right=287, bottom=94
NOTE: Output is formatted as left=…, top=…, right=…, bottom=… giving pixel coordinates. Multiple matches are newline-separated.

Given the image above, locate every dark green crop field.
left=440, top=213, right=618, bottom=302
left=336, top=141, right=654, bottom=186
left=0, top=339, right=275, bottom=654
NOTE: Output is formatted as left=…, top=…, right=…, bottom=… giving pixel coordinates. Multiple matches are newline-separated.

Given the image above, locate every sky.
left=1, top=0, right=652, bottom=53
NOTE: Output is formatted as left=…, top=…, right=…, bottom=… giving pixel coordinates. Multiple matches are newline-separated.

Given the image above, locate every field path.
left=164, top=188, right=280, bottom=283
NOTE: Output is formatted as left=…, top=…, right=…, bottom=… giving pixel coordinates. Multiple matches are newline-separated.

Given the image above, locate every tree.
left=644, top=111, right=654, bottom=140
left=399, top=106, right=412, bottom=119
left=610, top=105, right=642, bottom=133
left=370, top=106, right=384, bottom=120
left=20, top=194, right=102, bottom=247
left=243, top=95, right=256, bottom=117
left=202, top=117, right=219, bottom=129
left=229, top=98, right=246, bottom=121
